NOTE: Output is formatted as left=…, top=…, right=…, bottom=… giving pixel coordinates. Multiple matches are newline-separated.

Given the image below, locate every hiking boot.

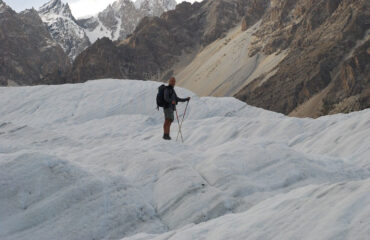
left=163, top=134, right=171, bottom=140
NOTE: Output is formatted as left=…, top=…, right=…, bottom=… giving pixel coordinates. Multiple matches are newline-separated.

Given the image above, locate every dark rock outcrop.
left=72, top=38, right=124, bottom=81
left=0, top=2, right=71, bottom=86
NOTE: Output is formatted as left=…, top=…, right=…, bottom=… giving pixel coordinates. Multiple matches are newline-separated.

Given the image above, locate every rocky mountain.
left=77, top=0, right=177, bottom=43
left=0, top=0, right=71, bottom=86
left=77, top=0, right=142, bottom=43
left=0, top=0, right=177, bottom=86
left=235, top=0, right=370, bottom=117
left=72, top=0, right=268, bottom=81
left=135, top=0, right=177, bottom=16
left=37, top=0, right=176, bottom=58
left=38, top=0, right=91, bottom=60
left=72, top=0, right=369, bottom=117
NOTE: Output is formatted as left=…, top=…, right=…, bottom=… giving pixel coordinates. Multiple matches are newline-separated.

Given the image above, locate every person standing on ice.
left=162, top=77, right=190, bottom=140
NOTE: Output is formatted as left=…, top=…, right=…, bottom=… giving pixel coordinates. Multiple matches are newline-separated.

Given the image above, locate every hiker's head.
left=169, top=77, right=176, bottom=87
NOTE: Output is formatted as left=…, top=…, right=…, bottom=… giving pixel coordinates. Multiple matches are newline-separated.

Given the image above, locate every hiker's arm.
left=176, top=96, right=190, bottom=102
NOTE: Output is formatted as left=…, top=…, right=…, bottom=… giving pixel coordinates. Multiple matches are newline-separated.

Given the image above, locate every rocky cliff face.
left=235, top=0, right=370, bottom=117
left=38, top=0, right=91, bottom=60
left=71, top=37, right=125, bottom=81
left=323, top=38, right=370, bottom=115
left=0, top=2, right=71, bottom=86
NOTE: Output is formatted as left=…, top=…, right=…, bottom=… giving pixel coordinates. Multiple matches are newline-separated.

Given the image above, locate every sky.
left=5, top=0, right=198, bottom=18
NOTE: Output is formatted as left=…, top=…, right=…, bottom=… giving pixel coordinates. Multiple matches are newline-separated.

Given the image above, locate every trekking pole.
left=176, top=101, right=189, bottom=142
left=175, top=109, right=184, bottom=143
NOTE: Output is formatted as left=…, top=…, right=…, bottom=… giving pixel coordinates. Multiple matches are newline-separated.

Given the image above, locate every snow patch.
left=84, top=19, right=112, bottom=43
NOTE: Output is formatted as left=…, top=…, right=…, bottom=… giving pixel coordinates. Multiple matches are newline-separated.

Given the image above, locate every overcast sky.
left=5, top=0, right=198, bottom=18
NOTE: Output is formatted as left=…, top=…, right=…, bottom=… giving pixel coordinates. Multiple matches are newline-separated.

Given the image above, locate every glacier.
left=0, top=79, right=369, bottom=240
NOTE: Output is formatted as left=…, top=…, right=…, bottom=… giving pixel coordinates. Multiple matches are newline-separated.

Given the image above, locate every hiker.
left=162, top=77, right=190, bottom=140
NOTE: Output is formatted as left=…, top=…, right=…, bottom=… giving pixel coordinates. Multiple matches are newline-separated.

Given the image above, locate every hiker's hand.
left=186, top=97, right=191, bottom=102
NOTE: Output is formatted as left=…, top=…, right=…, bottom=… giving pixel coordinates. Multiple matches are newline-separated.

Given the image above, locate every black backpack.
left=156, top=85, right=167, bottom=110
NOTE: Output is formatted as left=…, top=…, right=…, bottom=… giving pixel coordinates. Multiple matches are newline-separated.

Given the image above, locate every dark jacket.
left=164, top=86, right=187, bottom=110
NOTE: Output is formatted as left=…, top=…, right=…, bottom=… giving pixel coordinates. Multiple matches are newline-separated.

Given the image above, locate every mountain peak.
left=39, top=0, right=74, bottom=19
left=38, top=0, right=90, bottom=60
left=0, top=0, right=13, bottom=14
left=116, top=0, right=135, bottom=9
left=135, top=0, right=177, bottom=12
left=39, top=0, right=61, bottom=12
left=62, top=2, right=74, bottom=19
left=20, top=7, right=40, bottom=17
left=0, top=0, right=6, bottom=9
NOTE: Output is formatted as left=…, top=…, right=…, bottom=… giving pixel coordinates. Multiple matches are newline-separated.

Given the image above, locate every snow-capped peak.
left=38, top=0, right=90, bottom=60
left=36, top=0, right=177, bottom=58
left=39, top=0, right=74, bottom=20
left=80, top=0, right=177, bottom=43
left=0, top=0, right=10, bottom=13
left=39, top=0, right=60, bottom=11
left=104, top=0, right=133, bottom=15
left=135, top=0, right=177, bottom=14
left=113, top=0, right=132, bottom=8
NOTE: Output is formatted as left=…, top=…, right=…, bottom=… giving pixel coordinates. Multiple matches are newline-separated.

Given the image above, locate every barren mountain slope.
left=175, top=0, right=369, bottom=116
left=173, top=22, right=287, bottom=97
left=235, top=0, right=370, bottom=117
